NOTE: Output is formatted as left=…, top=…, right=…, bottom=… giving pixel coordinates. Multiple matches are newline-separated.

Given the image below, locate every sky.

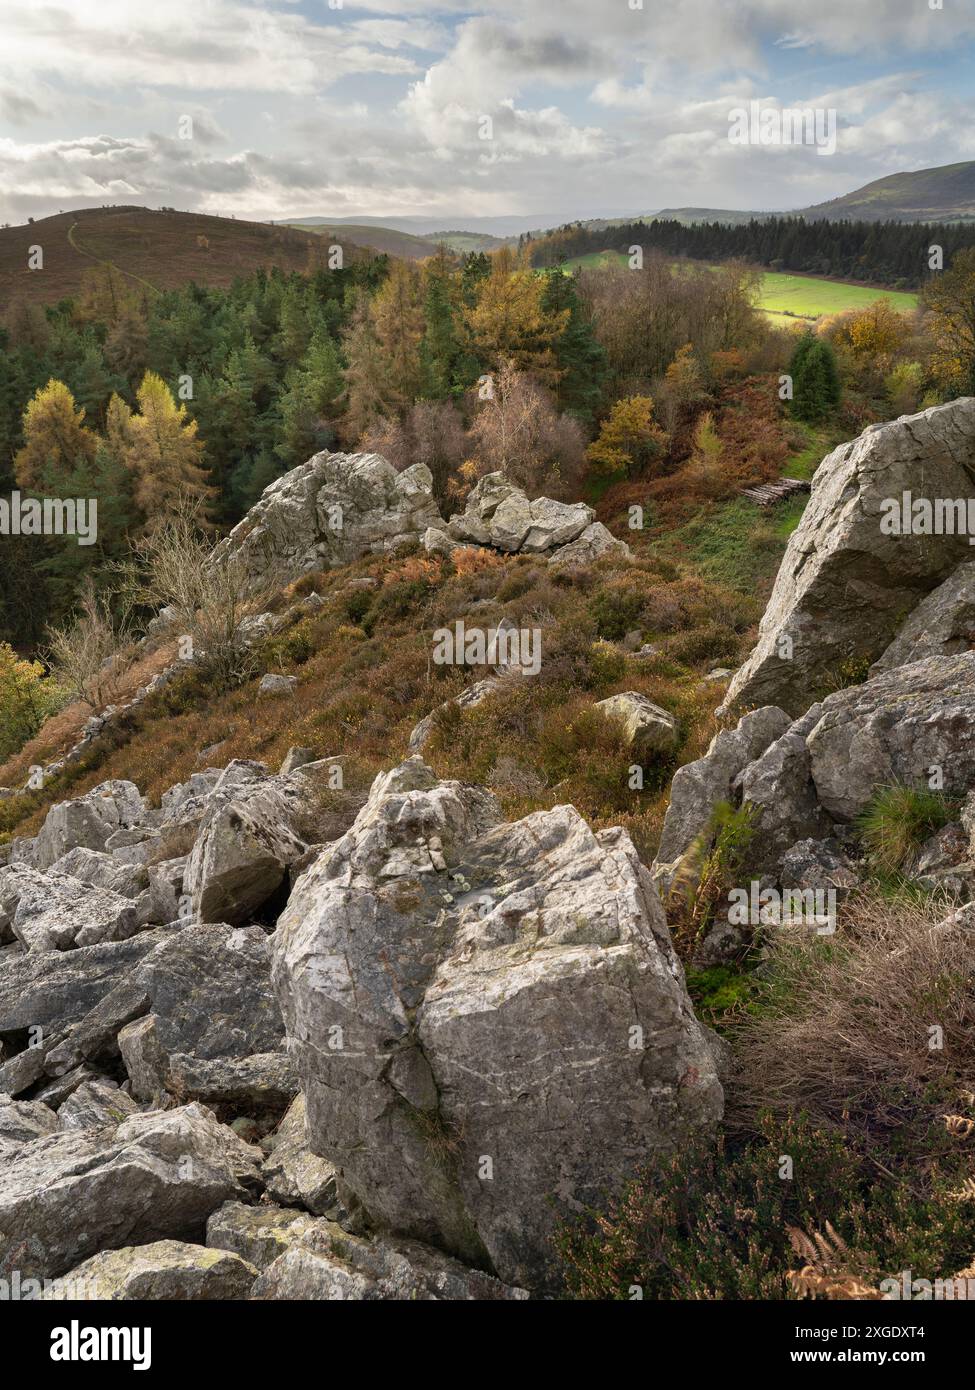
left=1, top=0, right=974, bottom=228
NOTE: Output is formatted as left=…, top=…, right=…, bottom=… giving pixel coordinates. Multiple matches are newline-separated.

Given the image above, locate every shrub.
left=0, top=643, right=64, bottom=760
left=555, top=1112, right=975, bottom=1300
left=45, top=577, right=138, bottom=708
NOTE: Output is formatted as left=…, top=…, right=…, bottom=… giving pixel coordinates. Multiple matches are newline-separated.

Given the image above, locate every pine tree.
left=420, top=257, right=464, bottom=398
left=791, top=337, right=841, bottom=422
left=540, top=269, right=607, bottom=423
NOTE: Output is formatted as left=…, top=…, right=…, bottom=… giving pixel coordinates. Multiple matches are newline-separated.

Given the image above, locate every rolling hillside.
left=798, top=160, right=975, bottom=223
left=0, top=206, right=375, bottom=308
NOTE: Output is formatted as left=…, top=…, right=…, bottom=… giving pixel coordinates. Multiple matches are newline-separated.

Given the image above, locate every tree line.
left=528, top=216, right=975, bottom=289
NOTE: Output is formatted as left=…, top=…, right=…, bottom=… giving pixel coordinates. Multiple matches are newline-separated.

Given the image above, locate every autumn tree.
left=921, top=247, right=975, bottom=394
left=14, top=379, right=97, bottom=490
left=372, top=259, right=425, bottom=405
left=585, top=395, right=669, bottom=479
left=121, top=371, right=213, bottom=521
left=464, top=247, right=569, bottom=382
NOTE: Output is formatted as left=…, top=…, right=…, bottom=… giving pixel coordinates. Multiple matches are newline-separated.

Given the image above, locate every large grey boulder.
left=211, top=451, right=443, bottom=590
left=871, top=560, right=975, bottom=673
left=0, top=926, right=178, bottom=1041
left=56, top=1077, right=139, bottom=1131
left=273, top=756, right=722, bottom=1291
left=251, top=1222, right=528, bottom=1301
left=47, top=847, right=148, bottom=901
left=0, top=1103, right=262, bottom=1279
left=0, top=1094, right=59, bottom=1156
left=47, top=1240, right=258, bottom=1300
left=33, top=780, right=147, bottom=871
left=548, top=521, right=632, bottom=568
left=184, top=768, right=311, bottom=924
left=724, top=399, right=975, bottom=716
left=207, top=1201, right=319, bottom=1271
left=261, top=1094, right=339, bottom=1216
left=655, top=653, right=975, bottom=893
left=806, top=652, right=975, bottom=822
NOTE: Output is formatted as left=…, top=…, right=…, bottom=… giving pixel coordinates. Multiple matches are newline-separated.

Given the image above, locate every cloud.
left=1, top=0, right=974, bottom=223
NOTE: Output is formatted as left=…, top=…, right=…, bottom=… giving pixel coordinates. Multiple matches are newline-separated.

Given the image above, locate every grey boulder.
left=273, top=756, right=722, bottom=1291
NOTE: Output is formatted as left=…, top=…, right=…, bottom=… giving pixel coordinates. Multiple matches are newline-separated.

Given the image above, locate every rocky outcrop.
left=724, top=399, right=975, bottom=716
left=0, top=1104, right=262, bottom=1280
left=184, top=763, right=312, bottom=925
left=653, top=706, right=792, bottom=892
left=260, top=1094, right=339, bottom=1217
left=117, top=923, right=293, bottom=1110
left=438, top=473, right=593, bottom=553
left=212, top=451, right=444, bottom=589
left=32, top=780, right=147, bottom=871
left=655, top=652, right=975, bottom=897
left=423, top=471, right=632, bottom=564
left=206, top=1202, right=319, bottom=1271
left=0, top=865, right=139, bottom=951
left=548, top=521, right=632, bottom=567
left=273, top=755, right=722, bottom=1291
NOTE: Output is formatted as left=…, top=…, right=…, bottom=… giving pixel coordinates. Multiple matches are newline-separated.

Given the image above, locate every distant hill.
left=797, top=161, right=975, bottom=223
left=650, top=207, right=771, bottom=226
left=0, top=206, right=375, bottom=308
left=647, top=164, right=975, bottom=227
left=287, top=221, right=444, bottom=261
left=286, top=220, right=502, bottom=259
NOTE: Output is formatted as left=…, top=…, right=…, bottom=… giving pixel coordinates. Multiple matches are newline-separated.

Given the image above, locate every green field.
left=756, top=272, right=917, bottom=322
left=557, top=250, right=918, bottom=321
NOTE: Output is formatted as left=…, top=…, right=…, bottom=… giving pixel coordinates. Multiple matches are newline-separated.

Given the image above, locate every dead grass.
left=729, top=889, right=975, bottom=1155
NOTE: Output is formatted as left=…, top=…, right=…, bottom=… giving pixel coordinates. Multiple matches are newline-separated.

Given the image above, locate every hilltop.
left=799, top=160, right=975, bottom=223
left=0, top=206, right=376, bottom=308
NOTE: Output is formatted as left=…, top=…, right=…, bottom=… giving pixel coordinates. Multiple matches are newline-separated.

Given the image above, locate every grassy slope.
left=0, top=207, right=369, bottom=307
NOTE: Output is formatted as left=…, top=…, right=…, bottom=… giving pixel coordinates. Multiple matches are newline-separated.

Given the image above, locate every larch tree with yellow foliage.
left=121, top=371, right=214, bottom=522
left=586, top=396, right=670, bottom=479
left=371, top=260, right=425, bottom=407
left=464, top=247, right=569, bottom=383
left=14, top=380, right=98, bottom=491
